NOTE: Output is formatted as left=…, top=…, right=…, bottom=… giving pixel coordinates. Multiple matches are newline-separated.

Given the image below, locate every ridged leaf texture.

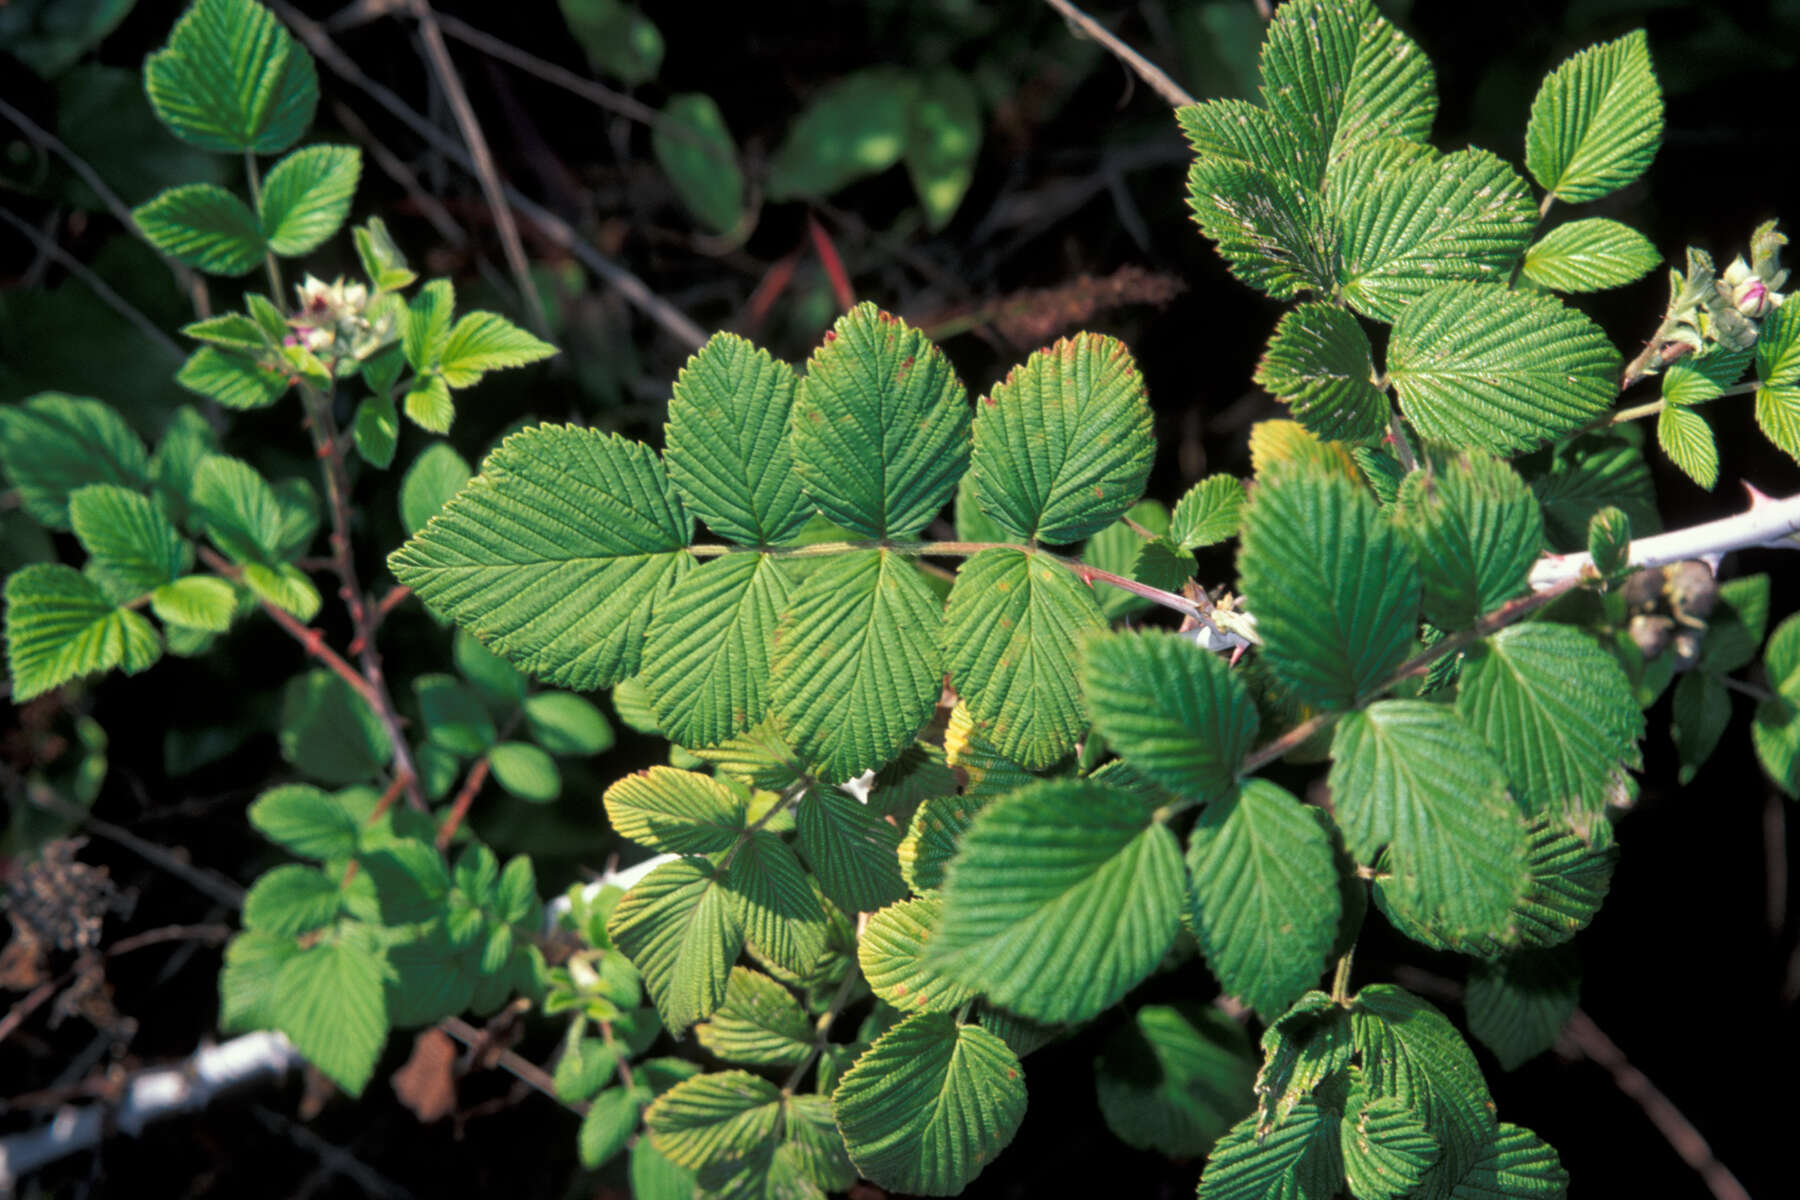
left=1254, top=302, right=1387, bottom=444
left=968, top=333, right=1154, bottom=543
left=1754, top=304, right=1800, bottom=464
left=143, top=0, right=319, bottom=155
left=1342, top=1093, right=1439, bottom=1200
left=606, top=857, right=743, bottom=1033
left=1199, top=1100, right=1343, bottom=1200
left=664, top=333, right=812, bottom=546
left=930, top=779, right=1184, bottom=1024
left=1329, top=702, right=1531, bottom=947
left=726, top=830, right=828, bottom=978
left=858, top=897, right=976, bottom=1015
left=1238, top=464, right=1421, bottom=710
left=832, top=1012, right=1026, bottom=1196
left=1465, top=947, right=1579, bottom=1072
left=1386, top=284, right=1621, bottom=456
left=1170, top=475, right=1246, bottom=550
left=388, top=426, right=693, bottom=692
left=4, top=564, right=161, bottom=701
left=1658, top=396, right=1720, bottom=490
left=1082, top=629, right=1259, bottom=803
left=942, top=548, right=1104, bottom=770
left=268, top=926, right=388, bottom=1095
left=0, top=394, right=150, bottom=530
left=1186, top=158, right=1338, bottom=300
left=69, top=485, right=186, bottom=600
left=1754, top=613, right=1800, bottom=796
left=899, top=793, right=986, bottom=896
left=1456, top=623, right=1643, bottom=833
left=789, top=304, right=970, bottom=539
left=1186, top=780, right=1341, bottom=1018
left=1093, top=1002, right=1256, bottom=1159
left=1255, top=992, right=1353, bottom=1135
left=692, top=967, right=812, bottom=1068
left=1447, top=1124, right=1569, bottom=1199
left=770, top=549, right=942, bottom=781
left=1337, top=149, right=1536, bottom=322
left=133, top=184, right=266, bottom=276
left=795, top=787, right=907, bottom=915
left=1522, top=218, right=1659, bottom=293
left=1394, top=453, right=1543, bottom=630
left=436, top=313, right=555, bottom=388
left=258, top=145, right=362, bottom=257
left=641, top=552, right=791, bottom=749
left=1524, top=30, right=1662, bottom=204
left=602, top=766, right=747, bottom=855
left=645, top=1069, right=782, bottom=1169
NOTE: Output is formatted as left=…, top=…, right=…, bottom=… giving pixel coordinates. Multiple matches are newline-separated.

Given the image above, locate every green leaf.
left=1522, top=218, right=1658, bottom=292
left=1238, top=463, right=1421, bottom=710
left=726, top=831, right=828, bottom=978
left=1531, top=435, right=1659, bottom=551
left=243, top=863, right=344, bottom=935
left=833, top=1012, right=1026, bottom=1196
left=1254, top=303, right=1387, bottom=444
left=1329, top=702, right=1531, bottom=946
left=653, top=93, right=744, bottom=235
left=1254, top=992, right=1352, bottom=1135
left=1387, top=284, right=1621, bottom=456
left=604, top=767, right=746, bottom=855
left=642, top=553, right=791, bottom=750
left=1586, top=505, right=1631, bottom=577
left=1448, top=1124, right=1569, bottom=1199
left=4, top=563, right=160, bottom=700
left=150, top=575, right=236, bottom=632
left=402, top=375, right=454, bottom=435
left=1170, top=475, right=1246, bottom=550
left=693, top=967, right=812, bottom=1067
left=1755, top=614, right=1800, bottom=796
left=1186, top=780, right=1340, bottom=1018
left=0, top=0, right=136, bottom=78
left=522, top=691, right=612, bottom=757
left=1699, top=574, right=1770, bottom=676
left=1185, top=157, right=1337, bottom=300
left=607, top=857, right=743, bottom=1033
left=1663, top=345, right=1753, bottom=408
left=353, top=216, right=415, bottom=291
left=1756, top=301, right=1800, bottom=388
left=645, top=1068, right=782, bottom=1168
left=942, top=548, right=1104, bottom=770
left=1337, top=150, right=1537, bottom=322
left=791, top=304, right=969, bottom=539
left=176, top=347, right=289, bottom=411
left=257, top=144, right=361, bottom=256
left=767, top=68, right=914, bottom=200
left=388, top=426, right=693, bottom=691
left=416, top=673, right=496, bottom=756
left=1656, top=403, right=1718, bottom=490
left=1524, top=31, right=1662, bottom=204
left=0, top=393, right=150, bottom=530
left=279, top=669, right=391, bottom=785
left=1754, top=384, right=1800, bottom=465
left=132, top=183, right=267, bottom=276
left=437, top=312, right=556, bottom=388
left=770, top=549, right=942, bottom=781
left=1457, top=623, right=1643, bottom=832
left=1670, top=671, right=1729, bottom=786
left=859, top=897, right=976, bottom=1016
left=1393, top=453, right=1543, bottom=630
left=1082, top=629, right=1258, bottom=803
left=219, top=931, right=300, bottom=1033
left=905, top=69, right=981, bottom=230
left=396, top=443, right=470, bottom=538
left=1095, top=1002, right=1256, bottom=1158
left=969, top=333, right=1154, bottom=542
left=1466, top=947, right=1579, bottom=1072
left=401, top=279, right=455, bottom=372
left=182, top=312, right=269, bottom=352
left=240, top=562, right=320, bottom=621
left=1199, top=1101, right=1342, bottom=1200
left=796, top=787, right=907, bottom=915
left=1342, top=1092, right=1439, bottom=1200
left=489, top=742, right=560, bottom=802
left=143, top=0, right=318, bottom=154
left=559, top=0, right=661, bottom=85
left=665, top=333, right=811, bottom=547
left=69, top=484, right=185, bottom=599
left=899, top=793, right=985, bottom=897
left=631, top=1137, right=698, bottom=1200
left=579, top=1085, right=647, bottom=1171
left=270, top=926, right=389, bottom=1095
left=930, top=779, right=1184, bottom=1024
left=190, top=454, right=283, bottom=564
left=249, top=783, right=369, bottom=860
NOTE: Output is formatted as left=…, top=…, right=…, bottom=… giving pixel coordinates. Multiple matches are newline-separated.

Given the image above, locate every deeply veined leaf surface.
left=769, top=549, right=942, bottom=781
left=1522, top=218, right=1659, bottom=292
left=1254, top=992, right=1354, bottom=1135
left=1342, top=1093, right=1439, bottom=1200
left=1448, top=1123, right=1569, bottom=1198
left=942, top=548, right=1105, bottom=770
left=1392, top=453, right=1543, bottom=630
left=1082, top=629, right=1258, bottom=803
left=899, top=793, right=986, bottom=896
left=1199, top=1100, right=1343, bottom=1200
left=603, top=766, right=746, bottom=855
left=177, top=347, right=287, bottom=411
left=1170, top=475, right=1246, bottom=549
left=1456, top=623, right=1643, bottom=831
left=969, top=333, right=1154, bottom=542
left=1524, top=30, right=1662, bottom=204
left=833, top=1012, right=1026, bottom=1196
left=1255, top=302, right=1387, bottom=444
left=692, top=968, right=812, bottom=1068
left=644, top=1069, right=782, bottom=1168
left=641, top=552, right=791, bottom=749
left=4, top=564, right=161, bottom=701
left=789, top=304, right=970, bottom=539
left=258, top=145, right=361, bottom=257
left=1186, top=158, right=1338, bottom=300
left=0, top=394, right=150, bottom=530
left=930, top=779, right=1184, bottom=1023
left=270, top=926, right=388, bottom=1095
left=388, top=426, right=693, bottom=692
left=132, top=184, right=267, bottom=276
left=68, top=484, right=185, bottom=599
left=436, top=313, right=556, bottom=388
left=606, top=857, right=744, bottom=1033
left=1186, top=780, right=1340, bottom=1017
left=859, top=897, right=975, bottom=1015
left=664, top=333, right=811, bottom=546
left=1094, top=1002, right=1257, bottom=1158
left=1657, top=403, right=1719, bottom=489
left=1465, top=947, right=1579, bottom=1071
left=795, top=787, right=907, bottom=915
left=1329, top=702, right=1531, bottom=946
left=1238, top=464, right=1420, bottom=710
left=144, top=0, right=319, bottom=154
left=1387, top=284, right=1621, bottom=455
left=725, top=830, right=828, bottom=978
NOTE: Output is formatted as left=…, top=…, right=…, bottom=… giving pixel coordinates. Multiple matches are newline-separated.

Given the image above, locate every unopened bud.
left=1664, top=560, right=1718, bottom=623
left=1733, top=275, right=1773, bottom=318
left=1628, top=614, right=1674, bottom=659
left=1620, top=567, right=1664, bottom=611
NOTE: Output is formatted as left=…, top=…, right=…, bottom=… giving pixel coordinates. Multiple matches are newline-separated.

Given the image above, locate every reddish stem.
left=436, top=755, right=492, bottom=852
left=808, top=213, right=856, bottom=312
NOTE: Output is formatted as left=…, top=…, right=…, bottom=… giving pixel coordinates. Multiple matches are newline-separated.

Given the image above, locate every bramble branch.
left=1528, top=485, right=1800, bottom=587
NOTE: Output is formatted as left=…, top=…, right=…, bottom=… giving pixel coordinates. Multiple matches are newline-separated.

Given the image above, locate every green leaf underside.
left=144, top=0, right=319, bottom=155
left=645, top=1069, right=781, bottom=1168
left=1255, top=302, right=1387, bottom=444
left=860, top=897, right=977, bottom=1014
left=1394, top=454, right=1543, bottom=630
left=665, top=333, right=811, bottom=546
left=1525, top=30, right=1662, bottom=204
left=931, top=779, right=1184, bottom=1024
left=1522, top=218, right=1659, bottom=292
left=1095, top=1003, right=1256, bottom=1158
left=1239, top=464, right=1421, bottom=709
left=258, top=144, right=362, bottom=257
left=942, top=548, right=1105, bottom=770
left=796, top=787, right=907, bottom=915
left=1457, top=623, right=1643, bottom=832
left=969, top=333, right=1155, bottom=543
left=1658, top=405, right=1719, bottom=488
left=770, top=549, right=942, bottom=782
left=1338, top=149, right=1536, bottom=322
left=790, top=304, right=970, bottom=539
left=727, top=830, right=828, bottom=978
left=1329, top=702, right=1530, bottom=946
left=133, top=183, right=267, bottom=276
left=0, top=394, right=151, bottom=531
left=833, top=1012, right=1027, bottom=1196
left=1187, top=780, right=1340, bottom=1017
left=603, top=766, right=746, bottom=855
left=1387, top=284, right=1622, bottom=455
left=642, top=552, right=791, bottom=749
left=5, top=564, right=161, bottom=701
left=1083, top=629, right=1259, bottom=803
left=693, top=967, right=812, bottom=1067
left=388, top=425, right=693, bottom=692
left=1200, top=1100, right=1342, bottom=1200
left=1466, top=947, right=1579, bottom=1071
left=607, top=857, right=744, bottom=1033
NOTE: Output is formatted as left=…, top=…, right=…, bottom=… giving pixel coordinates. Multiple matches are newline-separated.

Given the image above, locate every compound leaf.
left=1522, top=218, right=1659, bottom=292
left=607, top=857, right=744, bottom=1033
left=258, top=144, right=361, bottom=257
left=1525, top=30, right=1662, bottom=204
left=642, top=552, right=791, bottom=749
left=1254, top=302, right=1387, bottom=444
left=144, top=0, right=319, bottom=155
left=1392, top=453, right=1543, bottom=630
left=603, top=766, right=746, bottom=855
left=133, top=183, right=266, bottom=276
left=4, top=563, right=161, bottom=701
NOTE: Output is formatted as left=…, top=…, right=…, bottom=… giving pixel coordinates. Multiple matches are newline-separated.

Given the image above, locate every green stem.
left=1331, top=948, right=1356, bottom=1004
left=243, top=152, right=284, bottom=304
left=782, top=964, right=862, bottom=1093
left=1604, top=381, right=1759, bottom=430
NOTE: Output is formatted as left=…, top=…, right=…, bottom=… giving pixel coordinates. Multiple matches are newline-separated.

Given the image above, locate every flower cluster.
left=286, top=274, right=395, bottom=363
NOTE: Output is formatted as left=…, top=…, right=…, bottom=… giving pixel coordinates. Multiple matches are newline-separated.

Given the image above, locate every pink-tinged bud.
left=1733, top=275, right=1772, bottom=318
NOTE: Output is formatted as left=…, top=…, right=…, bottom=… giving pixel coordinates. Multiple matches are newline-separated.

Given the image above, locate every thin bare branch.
left=1040, top=0, right=1197, bottom=107
left=0, top=208, right=184, bottom=362
left=328, top=99, right=469, bottom=248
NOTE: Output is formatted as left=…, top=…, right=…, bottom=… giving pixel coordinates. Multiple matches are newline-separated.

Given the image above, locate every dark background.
left=3, top=1, right=1798, bottom=1196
